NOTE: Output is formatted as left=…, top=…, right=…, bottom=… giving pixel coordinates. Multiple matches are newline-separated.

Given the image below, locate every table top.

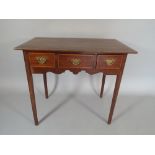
left=15, top=37, right=138, bottom=54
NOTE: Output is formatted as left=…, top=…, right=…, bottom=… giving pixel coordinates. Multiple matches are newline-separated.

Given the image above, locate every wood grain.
left=15, top=38, right=137, bottom=125
left=28, top=52, right=55, bottom=68
left=96, top=55, right=123, bottom=69
left=108, top=54, right=127, bottom=124
left=58, top=54, right=96, bottom=69
left=23, top=51, right=39, bottom=125
left=15, top=38, right=138, bottom=54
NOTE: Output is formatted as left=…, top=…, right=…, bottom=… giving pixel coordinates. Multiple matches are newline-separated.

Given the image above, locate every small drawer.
left=96, top=55, right=123, bottom=69
left=58, top=54, right=96, bottom=69
left=28, top=53, right=55, bottom=68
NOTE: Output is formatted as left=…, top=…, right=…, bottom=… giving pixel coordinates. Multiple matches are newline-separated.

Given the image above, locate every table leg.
left=100, top=74, right=106, bottom=98
left=107, top=54, right=127, bottom=124
left=43, top=73, right=48, bottom=99
left=108, top=74, right=123, bottom=124
left=23, top=52, right=39, bottom=125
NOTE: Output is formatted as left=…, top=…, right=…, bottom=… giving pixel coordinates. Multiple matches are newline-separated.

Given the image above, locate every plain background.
left=0, top=19, right=155, bottom=134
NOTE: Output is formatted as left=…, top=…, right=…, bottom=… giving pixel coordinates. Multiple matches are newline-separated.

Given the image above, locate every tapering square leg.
left=43, top=73, right=48, bottom=99
left=108, top=54, right=127, bottom=124
left=108, top=74, right=122, bottom=124
left=100, top=74, right=106, bottom=98
left=23, top=52, right=39, bottom=125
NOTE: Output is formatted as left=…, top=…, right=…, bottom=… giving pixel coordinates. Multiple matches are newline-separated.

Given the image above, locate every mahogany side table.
left=15, top=38, right=137, bottom=125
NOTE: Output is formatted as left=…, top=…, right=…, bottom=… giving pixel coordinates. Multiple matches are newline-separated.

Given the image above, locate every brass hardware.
left=71, top=58, right=81, bottom=65
left=35, top=56, right=47, bottom=64
left=105, top=58, right=115, bottom=66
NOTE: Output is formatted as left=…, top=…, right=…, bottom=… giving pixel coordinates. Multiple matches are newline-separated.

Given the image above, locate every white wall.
left=0, top=19, right=155, bottom=95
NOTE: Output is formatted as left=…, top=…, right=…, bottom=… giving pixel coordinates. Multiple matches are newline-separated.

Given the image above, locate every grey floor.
left=0, top=87, right=155, bottom=135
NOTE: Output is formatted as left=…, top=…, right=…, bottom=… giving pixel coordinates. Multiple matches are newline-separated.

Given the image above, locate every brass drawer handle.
left=71, top=58, right=81, bottom=66
left=35, top=56, right=47, bottom=64
left=105, top=58, right=115, bottom=66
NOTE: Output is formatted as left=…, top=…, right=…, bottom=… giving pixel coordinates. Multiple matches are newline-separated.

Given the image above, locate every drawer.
left=58, top=54, right=96, bottom=69
left=96, top=55, right=123, bottom=69
left=28, top=53, right=55, bottom=68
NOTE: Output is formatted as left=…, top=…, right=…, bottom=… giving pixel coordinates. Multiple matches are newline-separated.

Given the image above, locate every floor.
left=0, top=86, right=155, bottom=135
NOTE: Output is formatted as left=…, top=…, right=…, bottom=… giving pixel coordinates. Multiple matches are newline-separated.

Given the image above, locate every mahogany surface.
left=15, top=37, right=137, bottom=126
left=15, top=37, right=137, bottom=54
left=58, top=54, right=96, bottom=69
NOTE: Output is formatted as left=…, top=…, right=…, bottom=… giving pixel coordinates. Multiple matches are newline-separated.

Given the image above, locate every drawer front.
left=28, top=53, right=55, bottom=68
left=97, top=55, right=123, bottom=69
left=58, top=54, right=96, bottom=69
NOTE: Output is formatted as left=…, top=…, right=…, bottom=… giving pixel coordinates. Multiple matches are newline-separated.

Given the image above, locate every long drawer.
left=58, top=54, right=96, bottom=69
